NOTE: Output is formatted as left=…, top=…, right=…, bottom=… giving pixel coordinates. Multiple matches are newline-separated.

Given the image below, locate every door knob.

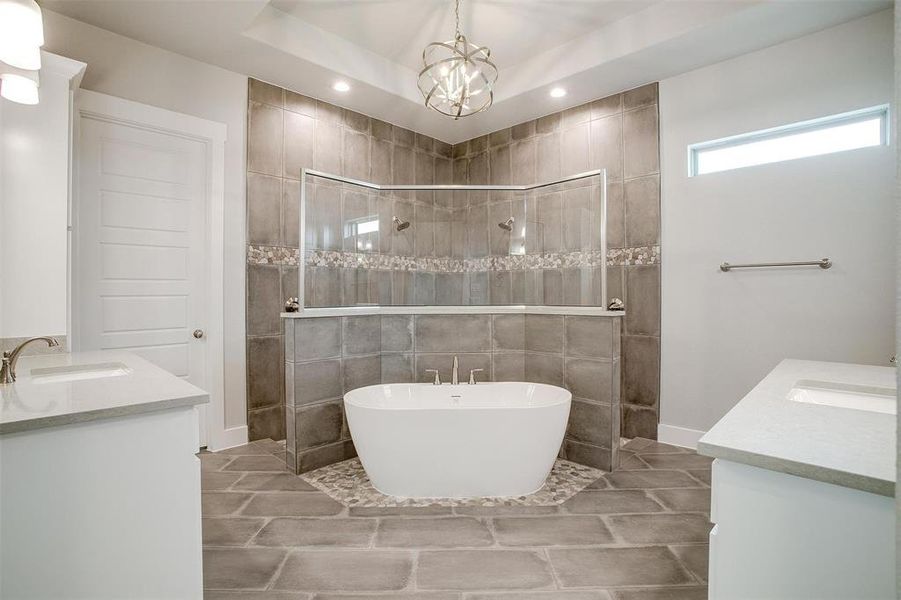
left=193, top=329, right=204, bottom=339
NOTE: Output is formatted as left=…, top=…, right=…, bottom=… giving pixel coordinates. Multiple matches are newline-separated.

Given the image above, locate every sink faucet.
left=0, top=337, right=59, bottom=384
left=452, top=355, right=459, bottom=385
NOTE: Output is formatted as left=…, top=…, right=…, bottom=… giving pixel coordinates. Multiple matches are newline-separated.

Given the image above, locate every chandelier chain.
left=454, top=0, right=461, bottom=39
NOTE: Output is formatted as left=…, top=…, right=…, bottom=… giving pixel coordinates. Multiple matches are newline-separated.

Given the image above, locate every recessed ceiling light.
left=550, top=87, right=567, bottom=98
left=332, top=81, right=350, bottom=92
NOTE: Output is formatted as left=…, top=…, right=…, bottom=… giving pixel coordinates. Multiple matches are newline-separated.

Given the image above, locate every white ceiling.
left=42, top=0, right=891, bottom=144
left=270, top=0, right=659, bottom=71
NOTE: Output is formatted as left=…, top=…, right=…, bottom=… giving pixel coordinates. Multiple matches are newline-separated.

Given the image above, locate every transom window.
left=688, top=104, right=889, bottom=177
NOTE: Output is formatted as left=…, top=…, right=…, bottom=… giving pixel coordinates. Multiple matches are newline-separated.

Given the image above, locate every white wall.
left=659, top=10, right=895, bottom=439
left=41, top=10, right=249, bottom=432
left=0, top=54, right=83, bottom=339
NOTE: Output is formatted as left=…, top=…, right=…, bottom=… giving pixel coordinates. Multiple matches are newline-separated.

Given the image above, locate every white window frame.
left=688, top=104, right=890, bottom=177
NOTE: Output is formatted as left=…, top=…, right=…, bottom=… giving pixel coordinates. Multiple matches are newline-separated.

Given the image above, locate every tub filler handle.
left=425, top=369, right=441, bottom=385
left=468, top=369, right=484, bottom=385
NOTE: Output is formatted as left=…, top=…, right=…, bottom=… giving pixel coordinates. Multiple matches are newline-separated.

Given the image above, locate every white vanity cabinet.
left=707, top=459, right=895, bottom=600
left=0, top=351, right=208, bottom=599
left=699, top=359, right=896, bottom=600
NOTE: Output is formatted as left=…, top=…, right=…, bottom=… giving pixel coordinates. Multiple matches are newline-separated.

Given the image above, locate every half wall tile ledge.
left=282, top=305, right=625, bottom=318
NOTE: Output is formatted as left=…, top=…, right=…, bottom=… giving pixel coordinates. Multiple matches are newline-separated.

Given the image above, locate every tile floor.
left=200, top=437, right=712, bottom=600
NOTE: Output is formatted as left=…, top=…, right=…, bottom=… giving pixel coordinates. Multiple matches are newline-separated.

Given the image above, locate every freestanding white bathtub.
left=344, top=382, right=571, bottom=498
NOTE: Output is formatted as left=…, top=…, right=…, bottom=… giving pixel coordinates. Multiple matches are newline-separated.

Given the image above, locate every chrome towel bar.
left=720, top=258, right=832, bottom=272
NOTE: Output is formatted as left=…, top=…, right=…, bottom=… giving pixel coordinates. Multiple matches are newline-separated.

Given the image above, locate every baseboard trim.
left=657, top=423, right=706, bottom=450
left=211, top=425, right=249, bottom=452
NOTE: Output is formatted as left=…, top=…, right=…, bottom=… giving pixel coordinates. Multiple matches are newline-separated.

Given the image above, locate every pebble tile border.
left=301, top=457, right=603, bottom=508
left=248, top=245, right=660, bottom=268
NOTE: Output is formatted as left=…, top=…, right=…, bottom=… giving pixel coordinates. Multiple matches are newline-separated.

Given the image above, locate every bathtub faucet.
left=452, top=355, right=459, bottom=385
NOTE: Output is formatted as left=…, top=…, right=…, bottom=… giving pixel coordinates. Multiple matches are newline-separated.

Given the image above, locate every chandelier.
left=417, top=0, right=497, bottom=119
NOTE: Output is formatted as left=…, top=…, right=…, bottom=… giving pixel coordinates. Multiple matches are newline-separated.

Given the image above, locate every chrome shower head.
left=392, top=216, right=411, bottom=231
left=498, top=217, right=514, bottom=232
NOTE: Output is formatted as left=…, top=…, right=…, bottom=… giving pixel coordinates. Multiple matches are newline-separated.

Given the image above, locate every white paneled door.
left=75, top=106, right=212, bottom=447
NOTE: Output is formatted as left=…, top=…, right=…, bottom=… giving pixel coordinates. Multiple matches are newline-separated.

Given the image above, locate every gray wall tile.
left=294, top=359, right=342, bottom=405
left=524, top=315, right=564, bottom=353
left=565, top=316, right=615, bottom=358
left=524, top=352, right=563, bottom=386
left=625, top=265, right=660, bottom=336
left=343, top=355, right=382, bottom=392
left=415, top=315, right=492, bottom=352
left=248, top=101, right=283, bottom=176
left=567, top=399, right=613, bottom=448
left=295, top=401, right=343, bottom=450
left=247, top=264, right=282, bottom=336
left=381, top=315, right=413, bottom=351
left=623, top=335, right=659, bottom=407
left=565, top=358, right=613, bottom=403
left=381, top=352, right=414, bottom=383
left=248, top=336, right=283, bottom=410
left=623, top=105, right=659, bottom=179
left=284, top=110, right=314, bottom=179
left=249, top=78, right=284, bottom=106
left=624, top=175, right=660, bottom=246
left=247, top=173, right=282, bottom=246
left=492, top=314, right=525, bottom=350
left=295, top=317, right=341, bottom=360
left=492, top=352, right=525, bottom=381
left=343, top=315, right=381, bottom=356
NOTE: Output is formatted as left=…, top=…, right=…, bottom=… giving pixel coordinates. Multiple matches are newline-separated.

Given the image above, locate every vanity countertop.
left=0, top=351, right=208, bottom=435
left=698, top=359, right=896, bottom=497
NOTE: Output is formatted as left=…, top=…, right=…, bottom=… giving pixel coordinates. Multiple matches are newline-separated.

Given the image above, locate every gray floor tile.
left=417, top=550, right=554, bottom=590
left=200, top=454, right=234, bottom=471
left=651, top=489, right=711, bottom=513
left=604, top=470, right=703, bottom=490
left=671, top=544, right=709, bottom=582
left=223, top=455, right=288, bottom=472
left=686, top=470, right=710, bottom=486
left=202, top=492, right=254, bottom=516
left=618, top=454, right=650, bottom=470
left=241, top=492, right=344, bottom=517
left=314, top=594, right=460, bottom=600
left=375, top=517, right=493, bottom=548
left=607, top=514, right=711, bottom=543
left=493, top=516, right=614, bottom=546
left=611, top=587, right=707, bottom=600
left=549, top=546, right=692, bottom=587
left=466, top=593, right=611, bottom=600
left=562, top=490, right=663, bottom=514
left=453, top=505, right=560, bottom=516
left=233, top=473, right=318, bottom=491
left=203, top=471, right=244, bottom=490
left=638, top=453, right=713, bottom=470
left=349, top=505, right=453, bottom=517
left=202, top=547, right=288, bottom=590
left=273, top=550, right=414, bottom=591
left=622, top=438, right=688, bottom=455
left=203, top=517, right=266, bottom=546
left=205, top=592, right=310, bottom=600
left=254, top=517, right=376, bottom=547
left=217, top=439, right=283, bottom=456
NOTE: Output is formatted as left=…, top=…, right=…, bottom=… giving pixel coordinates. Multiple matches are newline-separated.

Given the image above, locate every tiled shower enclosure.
left=245, top=78, right=660, bottom=443
left=285, top=312, right=622, bottom=473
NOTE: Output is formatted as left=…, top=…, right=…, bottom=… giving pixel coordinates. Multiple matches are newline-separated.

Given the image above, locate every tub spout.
left=452, top=355, right=459, bottom=385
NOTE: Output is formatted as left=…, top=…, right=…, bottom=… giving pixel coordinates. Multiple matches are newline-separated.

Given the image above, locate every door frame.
left=72, top=89, right=231, bottom=449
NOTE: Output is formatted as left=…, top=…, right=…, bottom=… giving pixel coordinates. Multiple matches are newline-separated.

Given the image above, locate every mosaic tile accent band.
left=247, top=245, right=660, bottom=268
left=302, top=457, right=604, bottom=508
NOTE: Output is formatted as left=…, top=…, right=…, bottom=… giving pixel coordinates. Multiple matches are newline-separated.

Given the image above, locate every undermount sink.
left=29, top=362, right=132, bottom=385
left=787, top=379, right=896, bottom=415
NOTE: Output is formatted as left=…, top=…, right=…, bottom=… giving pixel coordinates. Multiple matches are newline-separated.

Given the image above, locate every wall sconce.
left=0, top=0, right=44, bottom=105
